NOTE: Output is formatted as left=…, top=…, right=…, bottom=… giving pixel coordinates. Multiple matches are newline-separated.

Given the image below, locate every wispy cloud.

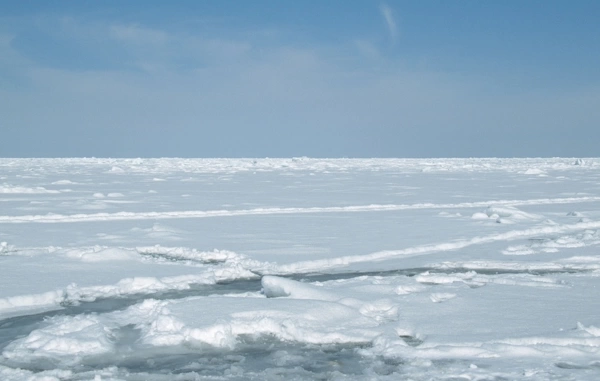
left=354, top=39, right=382, bottom=61
left=109, top=24, right=169, bottom=45
left=379, top=3, right=398, bottom=42
left=2, top=12, right=599, bottom=157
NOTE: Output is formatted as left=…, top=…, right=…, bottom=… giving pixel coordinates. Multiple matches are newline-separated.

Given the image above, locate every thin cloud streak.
left=379, top=3, right=398, bottom=42
left=109, top=24, right=169, bottom=45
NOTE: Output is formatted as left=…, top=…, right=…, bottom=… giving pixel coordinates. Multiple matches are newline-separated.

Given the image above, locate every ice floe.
left=1, top=158, right=600, bottom=380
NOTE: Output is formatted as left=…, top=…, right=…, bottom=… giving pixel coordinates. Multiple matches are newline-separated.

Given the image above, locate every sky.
left=1, top=0, right=599, bottom=158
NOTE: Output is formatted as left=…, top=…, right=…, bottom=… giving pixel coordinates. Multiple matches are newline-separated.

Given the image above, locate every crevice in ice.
left=282, top=266, right=587, bottom=284
left=398, top=335, right=423, bottom=347
left=555, top=361, right=600, bottom=370
left=4, top=337, right=379, bottom=378
left=0, top=279, right=262, bottom=353
left=137, top=251, right=224, bottom=264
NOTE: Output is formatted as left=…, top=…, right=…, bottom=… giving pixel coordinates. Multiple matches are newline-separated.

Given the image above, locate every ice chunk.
left=429, top=293, right=457, bottom=303
left=261, top=276, right=337, bottom=301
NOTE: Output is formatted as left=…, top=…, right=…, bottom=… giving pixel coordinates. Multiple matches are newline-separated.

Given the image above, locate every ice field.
left=1, top=157, right=600, bottom=380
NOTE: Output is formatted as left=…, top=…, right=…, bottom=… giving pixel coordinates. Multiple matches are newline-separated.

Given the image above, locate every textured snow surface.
left=1, top=157, right=600, bottom=380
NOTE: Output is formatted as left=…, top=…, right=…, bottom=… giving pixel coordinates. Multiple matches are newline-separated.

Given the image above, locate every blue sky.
left=1, top=1, right=599, bottom=157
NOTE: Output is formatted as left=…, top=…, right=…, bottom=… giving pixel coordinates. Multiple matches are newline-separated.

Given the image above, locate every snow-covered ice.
left=1, top=157, right=600, bottom=380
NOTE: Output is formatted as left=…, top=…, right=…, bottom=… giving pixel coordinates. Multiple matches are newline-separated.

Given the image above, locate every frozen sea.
left=1, top=157, right=600, bottom=380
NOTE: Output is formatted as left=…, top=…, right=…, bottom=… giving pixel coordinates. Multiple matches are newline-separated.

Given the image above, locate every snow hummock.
left=0, top=185, right=60, bottom=194
left=471, top=205, right=541, bottom=223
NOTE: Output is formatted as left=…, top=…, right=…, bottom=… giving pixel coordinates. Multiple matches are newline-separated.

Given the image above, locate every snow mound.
left=4, top=294, right=384, bottom=363
left=63, top=246, right=140, bottom=262
left=51, top=180, right=76, bottom=185
left=472, top=206, right=541, bottom=223
left=142, top=297, right=381, bottom=349
left=261, top=276, right=337, bottom=301
left=429, top=293, right=457, bottom=303
left=502, top=230, right=600, bottom=255
left=0, top=185, right=60, bottom=194
left=577, top=322, right=600, bottom=337
left=136, top=245, right=260, bottom=268
left=522, top=168, right=547, bottom=176
left=0, top=241, right=13, bottom=254
left=3, top=315, right=113, bottom=363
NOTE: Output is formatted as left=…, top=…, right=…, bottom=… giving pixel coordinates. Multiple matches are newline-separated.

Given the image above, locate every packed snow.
left=1, top=158, right=600, bottom=380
